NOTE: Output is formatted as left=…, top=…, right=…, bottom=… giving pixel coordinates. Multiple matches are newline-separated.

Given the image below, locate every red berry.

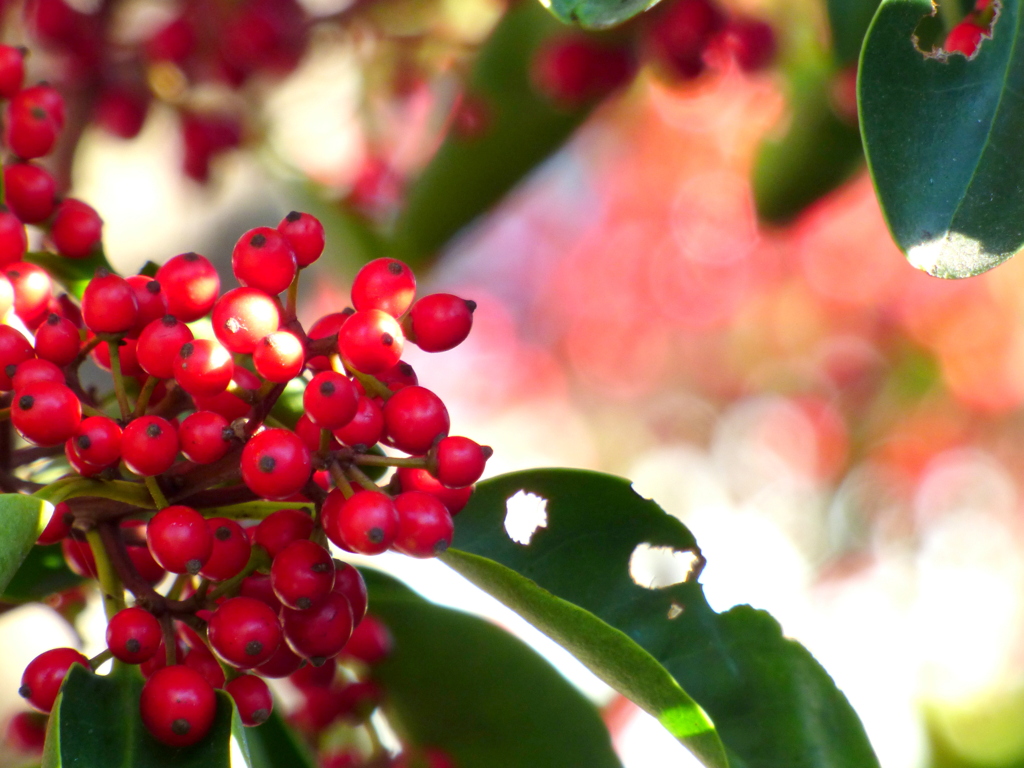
left=946, top=18, right=986, bottom=55
left=173, top=338, right=234, bottom=396
left=50, top=199, right=103, bottom=259
left=392, top=491, right=454, bottom=558
left=341, top=615, right=393, bottom=665
left=156, top=252, right=220, bottom=322
left=82, top=270, right=138, bottom=333
left=192, top=367, right=260, bottom=420
left=332, top=562, right=368, bottom=624
left=183, top=644, right=225, bottom=689
left=256, top=640, right=304, bottom=678
left=382, top=386, right=450, bottom=455
left=5, top=711, right=47, bottom=753
left=61, top=536, right=97, bottom=577
left=17, top=84, right=65, bottom=129
left=212, top=287, right=281, bottom=354
left=4, top=162, right=56, bottom=223
left=304, top=371, right=358, bottom=429
left=282, top=591, right=354, bottom=662
left=277, top=211, right=325, bottom=267
left=146, top=16, right=195, bottom=63
left=241, top=428, right=312, bottom=500
left=178, top=410, right=233, bottom=464
left=407, top=294, right=475, bottom=352
left=128, top=542, right=167, bottom=584
left=0, top=325, right=34, bottom=390
left=94, top=86, right=149, bottom=139
left=122, top=415, right=179, bottom=476
left=126, top=275, right=166, bottom=336
left=253, top=508, right=314, bottom=559
left=225, top=674, right=273, bottom=727
left=11, top=358, right=62, bottom=390
left=12, top=381, right=81, bottom=447
left=240, top=572, right=284, bottom=613
left=106, top=606, right=162, bottom=664
left=0, top=45, right=26, bottom=98
left=431, top=436, right=489, bottom=488
left=337, top=309, right=404, bottom=374
left=139, top=665, right=217, bottom=747
left=533, top=37, right=635, bottom=105
left=252, top=330, right=304, bottom=382
left=295, top=413, right=339, bottom=451
left=34, top=313, right=80, bottom=366
left=350, top=258, right=416, bottom=317
left=0, top=208, right=28, bottom=266
left=5, top=96, right=59, bottom=159
left=136, top=316, right=193, bottom=379
left=37, top=501, right=73, bottom=545
left=322, top=490, right=398, bottom=555
left=645, top=0, right=724, bottom=79
left=332, top=396, right=384, bottom=448
left=200, top=517, right=252, bottom=581
left=231, top=227, right=297, bottom=296
left=306, top=311, right=351, bottom=371
left=147, top=505, right=213, bottom=575
left=207, top=596, right=283, bottom=668
left=6, top=261, right=53, bottom=325
left=19, top=647, right=89, bottom=713
left=271, top=539, right=335, bottom=610
left=91, top=336, right=143, bottom=376
left=376, top=361, right=418, bottom=392
left=289, top=656, right=336, bottom=689
left=72, top=415, right=122, bottom=469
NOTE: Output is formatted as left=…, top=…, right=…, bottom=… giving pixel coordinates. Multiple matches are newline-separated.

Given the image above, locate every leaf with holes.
left=540, top=0, right=663, bottom=29
left=0, top=494, right=50, bottom=596
left=445, top=468, right=879, bottom=768
left=364, top=568, right=623, bottom=768
left=860, top=0, right=1024, bottom=277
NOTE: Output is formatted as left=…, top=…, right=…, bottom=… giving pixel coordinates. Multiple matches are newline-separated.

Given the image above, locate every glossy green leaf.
left=0, top=494, right=50, bottom=596
left=245, top=711, right=316, bottom=768
left=43, top=664, right=250, bottom=768
left=860, top=0, right=1024, bottom=277
left=828, top=0, right=884, bottom=64
left=540, top=0, right=661, bottom=29
left=24, top=249, right=114, bottom=300
left=390, top=1, right=594, bottom=268
left=1, top=543, right=84, bottom=602
left=364, top=569, right=623, bottom=768
left=447, top=469, right=880, bottom=768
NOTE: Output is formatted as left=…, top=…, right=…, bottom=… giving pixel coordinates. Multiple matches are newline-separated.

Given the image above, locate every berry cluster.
left=531, top=0, right=777, bottom=107
left=4, top=202, right=487, bottom=756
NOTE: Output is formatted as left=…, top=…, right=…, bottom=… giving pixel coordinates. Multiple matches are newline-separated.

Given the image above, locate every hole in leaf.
left=667, top=602, right=685, bottom=619
left=913, top=0, right=999, bottom=60
left=629, top=544, right=700, bottom=589
left=504, top=490, right=548, bottom=545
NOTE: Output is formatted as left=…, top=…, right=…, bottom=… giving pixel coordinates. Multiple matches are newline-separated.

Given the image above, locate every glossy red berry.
left=200, top=517, right=251, bottom=581
left=0, top=325, right=34, bottom=390
left=241, top=428, right=312, bottom=500
left=136, top=316, right=193, bottom=379
left=11, top=358, right=63, bottom=390
left=50, top=199, right=103, bottom=259
left=139, top=665, right=217, bottom=747
left=61, top=536, right=97, bottom=578
left=332, top=396, right=385, bottom=448
left=128, top=542, right=167, bottom=584
left=946, top=18, right=986, bottom=55
left=6, top=261, right=53, bottom=325
left=282, top=591, right=354, bottom=662
left=37, top=501, right=73, bottom=545
left=383, top=386, right=450, bottom=455
left=122, top=415, right=179, bottom=476
left=12, top=381, right=81, bottom=447
left=306, top=311, right=351, bottom=371
left=19, top=647, right=89, bottom=713
left=255, top=639, right=305, bottom=678
left=225, top=674, right=273, bottom=727
left=232, top=227, right=297, bottom=295
left=0, top=45, right=26, bottom=98
left=207, top=596, right=283, bottom=668
left=407, top=294, right=475, bottom=352
left=304, top=371, right=358, bottom=429
left=332, top=562, right=368, bottom=624
left=72, top=415, right=122, bottom=469
left=290, top=656, right=336, bottom=690
left=5, top=711, right=47, bottom=753
left=82, top=270, right=138, bottom=333
left=34, top=313, right=80, bottom=366
left=337, top=309, right=404, bottom=374
left=212, top=286, right=281, bottom=354
left=278, top=211, right=325, bottom=267
left=173, top=339, right=234, bottom=396
left=106, top=606, right=162, bottom=664
left=183, top=644, right=225, bottom=689
left=393, top=491, right=454, bottom=558
left=126, top=275, right=166, bottom=335
left=341, top=615, right=393, bottom=665
left=94, top=86, right=149, bottom=139
left=147, top=505, right=213, bottom=575
left=239, top=572, right=284, bottom=613
left=5, top=95, right=59, bottom=159
left=156, top=252, right=220, bottom=322
left=253, top=508, right=314, bottom=559
left=271, top=539, right=335, bottom=610
left=193, top=366, right=260, bottom=420
left=431, top=436, right=489, bottom=488
left=178, top=410, right=233, bottom=464
left=0, top=208, right=28, bottom=266
left=322, top=490, right=399, bottom=555
left=4, top=163, right=56, bottom=223
left=350, top=258, right=416, bottom=317
left=252, top=330, right=304, bottom=382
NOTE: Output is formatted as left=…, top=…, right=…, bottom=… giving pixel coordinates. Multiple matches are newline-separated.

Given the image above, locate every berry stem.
left=334, top=354, right=393, bottom=399
left=61, top=477, right=156, bottom=508
left=106, top=340, right=132, bottom=421
left=88, top=648, right=113, bottom=671
left=84, top=527, right=126, bottom=619
left=0, top=407, right=9, bottom=420
left=329, top=462, right=355, bottom=498
left=160, top=613, right=176, bottom=666
left=350, top=453, right=427, bottom=469
left=134, top=375, right=159, bottom=418
left=196, top=500, right=314, bottom=520
left=145, top=476, right=169, bottom=509
left=80, top=403, right=106, bottom=418
left=166, top=573, right=190, bottom=601
left=285, top=271, right=299, bottom=321
left=319, top=428, right=332, bottom=453
left=345, top=464, right=380, bottom=492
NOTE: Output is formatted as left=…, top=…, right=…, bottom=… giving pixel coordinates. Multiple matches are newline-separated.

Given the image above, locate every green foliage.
left=42, top=664, right=249, bottom=768
left=364, top=569, right=624, bottom=768
left=828, top=0, right=884, bottom=64
left=0, top=494, right=50, bottom=595
left=246, top=712, right=317, bottom=768
left=860, top=0, right=1024, bottom=277
left=540, top=0, right=661, bottom=29
left=447, top=469, right=880, bottom=768
left=1, top=544, right=83, bottom=602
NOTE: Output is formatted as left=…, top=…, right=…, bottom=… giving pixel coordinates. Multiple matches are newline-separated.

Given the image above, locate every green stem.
left=207, top=547, right=271, bottom=602
left=60, top=478, right=155, bottom=507
left=346, top=464, right=380, bottom=492
left=197, top=500, right=314, bottom=520
left=81, top=403, right=106, bottom=418
left=319, top=429, right=332, bottom=453
left=167, top=573, right=190, bottom=601
left=351, top=453, right=427, bottom=469
left=334, top=355, right=393, bottom=400
left=85, top=527, right=125, bottom=619
left=160, top=614, right=177, bottom=666
left=286, top=272, right=299, bottom=321
left=107, top=340, right=132, bottom=421
left=145, top=476, right=169, bottom=509
left=89, top=648, right=113, bottom=671
left=939, top=0, right=962, bottom=31
left=330, top=463, right=355, bottom=498
left=134, top=375, right=159, bottom=418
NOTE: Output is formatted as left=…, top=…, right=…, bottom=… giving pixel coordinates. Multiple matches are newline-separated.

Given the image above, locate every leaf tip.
left=906, top=230, right=1009, bottom=277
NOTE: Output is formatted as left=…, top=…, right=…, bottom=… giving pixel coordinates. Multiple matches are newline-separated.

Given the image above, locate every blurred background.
left=0, top=0, right=1019, bottom=765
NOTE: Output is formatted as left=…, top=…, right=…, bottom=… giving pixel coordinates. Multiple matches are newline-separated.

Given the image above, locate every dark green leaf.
left=827, top=0, right=884, bottom=64
left=24, top=250, right=114, bottom=300
left=860, top=0, right=1024, bottom=277
left=0, top=494, right=50, bottom=596
left=245, top=711, right=316, bottom=768
left=364, top=569, right=623, bottom=768
left=43, top=664, right=249, bottom=768
left=447, top=469, right=879, bottom=768
left=541, top=0, right=661, bottom=29
left=390, top=1, right=594, bottom=268
left=1, top=544, right=84, bottom=602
